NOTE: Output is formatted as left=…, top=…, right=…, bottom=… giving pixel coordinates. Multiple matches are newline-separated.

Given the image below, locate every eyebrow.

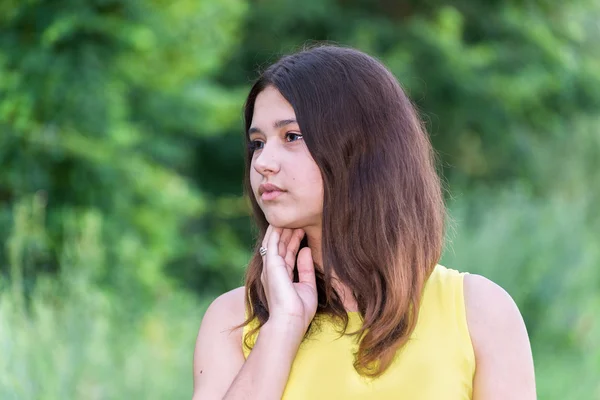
left=248, top=119, right=298, bottom=136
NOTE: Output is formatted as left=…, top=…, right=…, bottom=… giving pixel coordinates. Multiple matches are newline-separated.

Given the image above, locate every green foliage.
left=215, top=0, right=600, bottom=185
left=444, top=187, right=600, bottom=397
left=0, top=195, right=204, bottom=399
left=0, top=0, right=248, bottom=294
left=1, top=0, right=599, bottom=397
left=442, top=116, right=600, bottom=398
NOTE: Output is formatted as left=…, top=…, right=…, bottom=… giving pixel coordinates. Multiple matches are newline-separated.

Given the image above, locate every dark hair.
left=239, top=44, right=446, bottom=377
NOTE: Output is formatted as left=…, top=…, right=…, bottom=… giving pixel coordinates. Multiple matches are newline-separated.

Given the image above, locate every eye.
left=285, top=132, right=303, bottom=142
left=248, top=140, right=264, bottom=152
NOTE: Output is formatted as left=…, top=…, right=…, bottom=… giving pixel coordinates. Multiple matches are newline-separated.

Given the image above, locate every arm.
left=193, top=227, right=316, bottom=400
left=223, top=317, right=305, bottom=400
left=464, top=274, right=537, bottom=400
left=192, top=287, right=306, bottom=400
left=192, top=287, right=246, bottom=400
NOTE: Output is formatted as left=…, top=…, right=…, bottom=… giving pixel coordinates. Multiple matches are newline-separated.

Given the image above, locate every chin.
left=264, top=218, right=295, bottom=229
left=263, top=213, right=305, bottom=230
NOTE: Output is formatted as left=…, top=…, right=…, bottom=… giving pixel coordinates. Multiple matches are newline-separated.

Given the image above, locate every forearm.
left=224, top=319, right=304, bottom=400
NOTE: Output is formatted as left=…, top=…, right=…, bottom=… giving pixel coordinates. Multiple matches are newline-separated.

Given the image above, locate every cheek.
left=307, top=162, right=323, bottom=187
left=249, top=169, right=261, bottom=200
left=249, top=165, right=259, bottom=187
left=296, top=165, right=324, bottom=203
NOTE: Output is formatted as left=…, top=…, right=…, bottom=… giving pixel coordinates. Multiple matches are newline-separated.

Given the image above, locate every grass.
left=0, top=197, right=208, bottom=400
left=1, top=117, right=599, bottom=398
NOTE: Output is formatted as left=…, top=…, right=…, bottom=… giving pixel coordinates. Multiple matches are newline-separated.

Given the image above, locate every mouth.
left=258, top=183, right=286, bottom=201
left=261, top=190, right=285, bottom=201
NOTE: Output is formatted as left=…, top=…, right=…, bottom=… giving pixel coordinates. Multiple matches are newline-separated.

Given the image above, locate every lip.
left=259, top=183, right=285, bottom=195
left=258, top=183, right=286, bottom=201
left=261, top=190, right=285, bottom=201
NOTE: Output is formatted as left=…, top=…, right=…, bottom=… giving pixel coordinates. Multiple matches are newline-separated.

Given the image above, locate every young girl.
left=193, top=45, right=536, bottom=399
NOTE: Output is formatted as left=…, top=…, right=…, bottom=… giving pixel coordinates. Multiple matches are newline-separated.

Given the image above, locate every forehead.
left=252, top=86, right=297, bottom=125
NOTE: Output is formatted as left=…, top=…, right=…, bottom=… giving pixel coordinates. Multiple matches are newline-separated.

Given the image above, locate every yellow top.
left=242, top=264, right=475, bottom=399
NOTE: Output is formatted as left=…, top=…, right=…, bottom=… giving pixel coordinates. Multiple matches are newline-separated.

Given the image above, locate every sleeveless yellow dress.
left=242, top=264, right=475, bottom=399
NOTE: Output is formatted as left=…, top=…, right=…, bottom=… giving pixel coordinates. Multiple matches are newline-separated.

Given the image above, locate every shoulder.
left=463, top=274, right=536, bottom=398
left=193, top=286, right=247, bottom=396
left=200, top=286, right=247, bottom=334
left=463, top=274, right=529, bottom=345
left=194, top=285, right=247, bottom=363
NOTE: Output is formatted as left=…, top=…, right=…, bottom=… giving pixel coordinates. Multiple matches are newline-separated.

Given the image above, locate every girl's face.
left=249, top=86, right=324, bottom=229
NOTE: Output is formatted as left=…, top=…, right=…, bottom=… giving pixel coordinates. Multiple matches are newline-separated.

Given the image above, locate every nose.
left=253, top=141, right=281, bottom=176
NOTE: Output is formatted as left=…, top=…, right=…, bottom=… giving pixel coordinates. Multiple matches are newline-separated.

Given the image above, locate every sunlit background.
left=1, top=1, right=599, bottom=399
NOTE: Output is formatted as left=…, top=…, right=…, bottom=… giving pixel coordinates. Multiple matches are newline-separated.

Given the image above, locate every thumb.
left=297, top=247, right=316, bottom=289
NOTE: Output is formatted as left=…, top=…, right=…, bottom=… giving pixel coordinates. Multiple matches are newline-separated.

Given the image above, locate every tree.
left=0, top=0, right=248, bottom=295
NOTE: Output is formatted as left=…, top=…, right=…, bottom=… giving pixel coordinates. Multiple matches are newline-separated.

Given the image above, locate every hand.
left=260, top=225, right=318, bottom=334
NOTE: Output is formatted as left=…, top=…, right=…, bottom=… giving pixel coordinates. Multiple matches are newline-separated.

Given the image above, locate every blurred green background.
left=1, top=0, right=599, bottom=399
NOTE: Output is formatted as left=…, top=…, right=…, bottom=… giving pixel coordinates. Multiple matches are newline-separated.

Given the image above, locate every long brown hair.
left=240, top=45, right=446, bottom=378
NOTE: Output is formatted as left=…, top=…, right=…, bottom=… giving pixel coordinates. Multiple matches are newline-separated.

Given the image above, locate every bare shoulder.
left=463, top=274, right=537, bottom=399
left=463, top=274, right=523, bottom=337
left=203, top=285, right=247, bottom=328
left=195, top=285, right=247, bottom=351
left=193, top=286, right=247, bottom=399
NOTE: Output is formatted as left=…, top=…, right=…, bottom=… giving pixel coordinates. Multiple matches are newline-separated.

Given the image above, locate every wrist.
left=261, top=316, right=306, bottom=346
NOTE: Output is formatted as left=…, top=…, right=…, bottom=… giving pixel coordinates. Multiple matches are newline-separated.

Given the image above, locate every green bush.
left=0, top=195, right=206, bottom=399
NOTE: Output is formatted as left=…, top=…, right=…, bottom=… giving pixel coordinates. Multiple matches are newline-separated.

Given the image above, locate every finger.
left=280, top=229, right=296, bottom=280
left=261, top=225, right=272, bottom=249
left=297, top=247, right=316, bottom=289
left=267, top=228, right=282, bottom=263
left=284, top=229, right=305, bottom=273
left=277, top=228, right=292, bottom=279
left=260, top=225, right=272, bottom=287
left=279, top=228, right=293, bottom=258
left=260, top=225, right=272, bottom=265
